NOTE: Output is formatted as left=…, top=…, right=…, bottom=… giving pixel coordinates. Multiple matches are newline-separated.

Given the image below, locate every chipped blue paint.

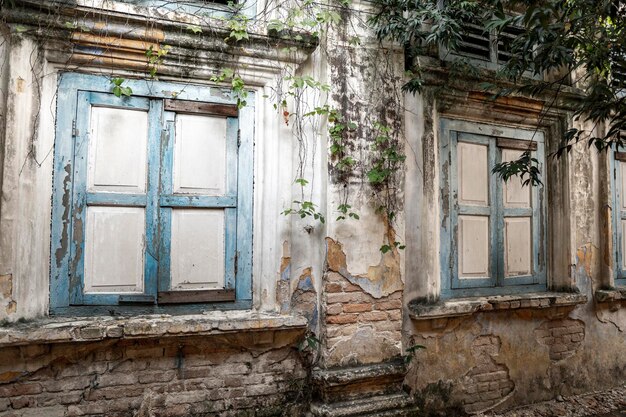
left=235, top=92, right=255, bottom=301
left=50, top=73, right=255, bottom=313
left=439, top=119, right=547, bottom=298
left=297, top=274, right=314, bottom=291
left=280, top=264, right=291, bottom=281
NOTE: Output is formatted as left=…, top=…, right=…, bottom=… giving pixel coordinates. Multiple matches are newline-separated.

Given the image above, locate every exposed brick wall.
left=322, top=272, right=402, bottom=366
left=0, top=335, right=307, bottom=417
left=535, top=318, right=585, bottom=361
left=460, top=335, right=514, bottom=414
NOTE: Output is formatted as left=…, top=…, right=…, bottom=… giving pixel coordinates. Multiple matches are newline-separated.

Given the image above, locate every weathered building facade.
left=0, top=1, right=624, bottom=416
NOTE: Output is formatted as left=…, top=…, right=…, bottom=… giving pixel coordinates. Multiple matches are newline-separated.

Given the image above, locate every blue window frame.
left=439, top=119, right=547, bottom=298
left=127, top=0, right=257, bottom=19
left=610, top=150, right=626, bottom=287
left=50, top=73, right=254, bottom=315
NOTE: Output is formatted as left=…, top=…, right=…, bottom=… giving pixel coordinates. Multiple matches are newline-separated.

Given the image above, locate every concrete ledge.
left=595, top=287, right=626, bottom=303
left=310, top=392, right=418, bottom=417
left=312, top=359, right=407, bottom=403
left=0, top=311, right=308, bottom=347
left=409, top=292, right=588, bottom=321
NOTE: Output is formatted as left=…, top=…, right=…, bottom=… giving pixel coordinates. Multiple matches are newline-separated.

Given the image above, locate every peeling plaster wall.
left=1, top=1, right=626, bottom=416
left=317, top=1, right=408, bottom=369
left=0, top=28, right=320, bottom=321
left=0, top=332, right=308, bottom=416
left=407, top=305, right=626, bottom=414
left=403, top=88, right=626, bottom=414
left=0, top=36, right=56, bottom=321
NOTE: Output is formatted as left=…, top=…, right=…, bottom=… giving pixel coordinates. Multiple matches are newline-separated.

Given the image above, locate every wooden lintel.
left=158, top=289, right=236, bottom=304
left=164, top=99, right=238, bottom=117
left=615, top=152, right=626, bottom=162
left=496, top=137, right=538, bottom=151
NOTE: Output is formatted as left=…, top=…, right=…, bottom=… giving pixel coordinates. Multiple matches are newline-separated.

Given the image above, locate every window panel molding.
left=439, top=118, right=547, bottom=298
left=610, top=150, right=626, bottom=287
left=50, top=73, right=254, bottom=315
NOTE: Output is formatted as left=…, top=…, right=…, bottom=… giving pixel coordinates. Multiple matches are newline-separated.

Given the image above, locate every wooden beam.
left=164, top=99, right=238, bottom=117
left=158, top=289, right=236, bottom=304
left=164, top=99, right=239, bottom=117
left=615, top=152, right=626, bottom=162
left=496, top=138, right=538, bottom=151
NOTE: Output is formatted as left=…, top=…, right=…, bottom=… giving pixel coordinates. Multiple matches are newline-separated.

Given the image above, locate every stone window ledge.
left=0, top=311, right=308, bottom=348
left=595, top=287, right=626, bottom=303
left=409, top=292, right=588, bottom=321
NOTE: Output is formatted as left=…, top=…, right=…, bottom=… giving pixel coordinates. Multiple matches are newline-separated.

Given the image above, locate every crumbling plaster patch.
left=325, top=237, right=402, bottom=299
left=325, top=325, right=400, bottom=367
left=460, top=335, right=515, bottom=414
left=574, top=243, right=626, bottom=332
left=291, top=267, right=318, bottom=329
left=535, top=318, right=585, bottom=362
left=0, top=274, right=15, bottom=317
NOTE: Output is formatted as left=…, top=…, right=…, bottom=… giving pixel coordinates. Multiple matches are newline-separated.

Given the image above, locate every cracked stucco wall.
left=403, top=90, right=626, bottom=415
left=0, top=34, right=56, bottom=321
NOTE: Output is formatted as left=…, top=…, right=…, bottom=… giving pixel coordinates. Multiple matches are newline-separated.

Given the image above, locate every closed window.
left=439, top=120, right=547, bottom=297
left=611, top=150, right=626, bottom=287
left=50, top=74, right=253, bottom=314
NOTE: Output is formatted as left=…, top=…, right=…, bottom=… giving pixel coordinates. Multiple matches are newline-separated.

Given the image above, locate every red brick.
left=96, top=372, right=137, bottom=387
left=343, top=303, right=372, bottom=313
left=326, top=303, right=343, bottom=315
left=387, top=310, right=402, bottom=321
left=326, top=272, right=346, bottom=283
left=374, top=300, right=402, bottom=310
left=326, top=283, right=343, bottom=293
left=86, top=386, right=145, bottom=401
left=138, top=370, right=176, bottom=384
left=10, top=396, right=35, bottom=409
left=0, top=383, right=42, bottom=397
left=43, top=377, right=92, bottom=392
left=358, top=311, right=388, bottom=322
left=326, top=314, right=358, bottom=324
left=343, top=283, right=362, bottom=292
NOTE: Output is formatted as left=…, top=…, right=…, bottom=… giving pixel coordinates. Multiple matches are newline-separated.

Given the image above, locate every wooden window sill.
left=0, top=311, right=307, bottom=348
left=409, top=292, right=588, bottom=321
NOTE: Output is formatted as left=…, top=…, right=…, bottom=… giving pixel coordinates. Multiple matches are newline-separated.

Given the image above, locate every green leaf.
left=186, top=24, right=202, bottom=34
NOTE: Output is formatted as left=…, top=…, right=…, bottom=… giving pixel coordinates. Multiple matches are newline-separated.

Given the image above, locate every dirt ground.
left=476, top=384, right=626, bottom=417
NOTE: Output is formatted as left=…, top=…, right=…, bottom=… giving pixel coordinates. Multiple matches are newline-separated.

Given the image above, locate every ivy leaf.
left=186, top=24, right=202, bottom=34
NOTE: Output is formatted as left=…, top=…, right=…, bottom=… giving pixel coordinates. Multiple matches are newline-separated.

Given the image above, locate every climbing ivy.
left=3, top=0, right=407, bottom=252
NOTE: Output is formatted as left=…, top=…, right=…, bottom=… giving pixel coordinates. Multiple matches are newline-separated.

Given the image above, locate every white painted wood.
left=88, top=106, right=148, bottom=193
left=622, top=220, right=626, bottom=271
left=504, top=217, right=532, bottom=277
left=458, top=215, right=490, bottom=278
left=173, top=114, right=227, bottom=195
left=502, top=149, right=531, bottom=208
left=170, top=209, right=225, bottom=290
left=84, top=206, right=145, bottom=293
left=615, top=161, right=626, bottom=210
left=458, top=142, right=489, bottom=206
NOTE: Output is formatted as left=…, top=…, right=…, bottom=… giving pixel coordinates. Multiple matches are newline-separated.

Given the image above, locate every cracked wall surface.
left=0, top=334, right=307, bottom=417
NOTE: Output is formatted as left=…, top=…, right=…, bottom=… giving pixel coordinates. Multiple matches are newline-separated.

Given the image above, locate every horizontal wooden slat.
left=164, top=99, right=238, bottom=117
left=119, top=294, right=156, bottom=304
left=615, top=152, right=626, bottom=162
left=159, top=195, right=237, bottom=208
left=497, top=138, right=538, bottom=151
left=87, top=192, right=147, bottom=207
left=158, top=289, right=236, bottom=304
